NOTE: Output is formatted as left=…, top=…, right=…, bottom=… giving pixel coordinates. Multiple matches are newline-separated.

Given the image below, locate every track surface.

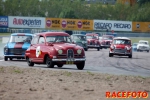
left=0, top=48, right=150, bottom=77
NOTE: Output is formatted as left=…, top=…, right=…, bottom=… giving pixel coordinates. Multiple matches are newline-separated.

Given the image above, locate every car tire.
left=26, top=57, right=34, bottom=67
left=109, top=53, right=113, bottom=57
left=9, top=57, right=13, bottom=61
left=128, top=55, right=132, bottom=58
left=84, top=48, right=88, bottom=51
left=147, top=50, right=149, bottom=53
left=4, top=57, right=8, bottom=61
left=46, top=56, right=54, bottom=68
left=76, top=61, right=85, bottom=70
left=57, top=64, right=63, bottom=68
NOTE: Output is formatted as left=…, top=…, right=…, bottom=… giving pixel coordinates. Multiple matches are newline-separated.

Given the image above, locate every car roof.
left=11, top=33, right=33, bottom=36
left=139, top=40, right=148, bottom=42
left=86, top=33, right=98, bottom=36
left=72, top=34, right=85, bottom=36
left=37, top=32, right=70, bottom=37
left=113, top=37, right=131, bottom=40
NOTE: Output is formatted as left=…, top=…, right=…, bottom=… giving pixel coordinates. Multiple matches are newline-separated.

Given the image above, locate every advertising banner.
left=8, top=16, right=45, bottom=28
left=94, top=20, right=132, bottom=31
left=45, top=18, right=61, bottom=29
left=61, top=19, right=78, bottom=30
left=45, top=18, right=93, bottom=30
left=76, top=20, right=93, bottom=30
left=0, top=16, right=8, bottom=28
left=132, top=22, right=150, bottom=32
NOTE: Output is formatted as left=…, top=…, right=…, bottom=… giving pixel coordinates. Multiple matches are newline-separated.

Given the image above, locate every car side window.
left=31, top=36, right=38, bottom=45
left=38, top=36, right=45, bottom=44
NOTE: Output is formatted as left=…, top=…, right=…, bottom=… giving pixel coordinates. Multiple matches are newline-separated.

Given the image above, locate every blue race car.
left=132, top=43, right=138, bottom=51
left=3, top=33, right=33, bottom=61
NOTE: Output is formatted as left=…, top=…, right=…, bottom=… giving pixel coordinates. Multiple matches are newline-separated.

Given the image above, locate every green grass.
left=0, top=33, right=11, bottom=36
left=130, top=37, right=150, bottom=44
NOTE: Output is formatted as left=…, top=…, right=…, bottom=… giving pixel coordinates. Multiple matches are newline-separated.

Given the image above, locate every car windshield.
left=102, top=36, right=113, bottom=40
left=46, top=36, right=72, bottom=43
left=133, top=43, right=138, bottom=46
left=113, top=39, right=131, bottom=45
left=72, top=35, right=86, bottom=41
left=86, top=35, right=98, bottom=39
left=9, top=35, right=32, bottom=43
left=139, top=42, right=148, bottom=45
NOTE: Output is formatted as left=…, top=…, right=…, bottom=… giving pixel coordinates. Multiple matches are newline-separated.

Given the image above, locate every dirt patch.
left=0, top=66, right=150, bottom=100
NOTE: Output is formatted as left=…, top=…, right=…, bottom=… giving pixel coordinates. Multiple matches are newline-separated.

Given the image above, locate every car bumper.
left=101, top=45, right=110, bottom=48
left=87, top=45, right=99, bottom=48
left=110, top=51, right=131, bottom=55
left=4, top=55, right=25, bottom=58
left=52, top=58, right=86, bottom=61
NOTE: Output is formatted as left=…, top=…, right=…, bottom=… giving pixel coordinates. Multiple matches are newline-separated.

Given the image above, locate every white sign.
left=94, top=20, right=132, bottom=31
left=8, top=16, right=45, bottom=28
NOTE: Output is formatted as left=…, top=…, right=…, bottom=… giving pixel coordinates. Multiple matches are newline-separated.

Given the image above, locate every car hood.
left=137, top=44, right=149, bottom=47
left=53, top=43, right=83, bottom=51
left=101, top=39, right=112, bottom=42
left=6, top=42, right=31, bottom=49
left=114, top=44, right=130, bottom=49
left=87, top=39, right=97, bottom=42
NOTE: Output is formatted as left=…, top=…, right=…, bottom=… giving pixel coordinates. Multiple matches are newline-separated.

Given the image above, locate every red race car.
left=100, top=35, right=114, bottom=49
left=25, top=32, right=86, bottom=70
left=109, top=37, right=132, bottom=58
left=86, top=33, right=101, bottom=51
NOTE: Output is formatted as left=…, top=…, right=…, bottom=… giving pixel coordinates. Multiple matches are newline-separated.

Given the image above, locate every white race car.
left=137, top=40, right=150, bottom=52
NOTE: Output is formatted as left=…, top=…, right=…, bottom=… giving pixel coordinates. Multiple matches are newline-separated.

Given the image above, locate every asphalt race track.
left=0, top=47, right=150, bottom=77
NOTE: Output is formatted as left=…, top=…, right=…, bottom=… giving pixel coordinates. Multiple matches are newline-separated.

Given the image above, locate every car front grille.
left=8, top=48, right=26, bottom=55
left=57, top=49, right=82, bottom=58
left=114, top=49, right=126, bottom=53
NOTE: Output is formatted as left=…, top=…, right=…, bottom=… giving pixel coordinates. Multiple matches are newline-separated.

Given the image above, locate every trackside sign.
left=8, top=16, right=45, bottom=28
left=0, top=16, right=8, bottom=28
left=94, top=20, right=132, bottom=31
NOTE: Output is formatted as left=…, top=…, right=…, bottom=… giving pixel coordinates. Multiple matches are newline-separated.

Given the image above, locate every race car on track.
left=86, top=33, right=101, bottom=51
left=3, top=33, right=33, bottom=61
left=100, top=35, right=114, bottom=49
left=25, top=32, right=86, bottom=70
left=132, top=43, right=138, bottom=51
left=71, top=34, right=88, bottom=51
left=109, top=37, right=132, bottom=58
left=137, top=40, right=150, bottom=52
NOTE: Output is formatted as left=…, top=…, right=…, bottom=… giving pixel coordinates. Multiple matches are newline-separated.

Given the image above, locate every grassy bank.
left=130, top=37, right=150, bottom=44
left=0, top=33, right=11, bottom=36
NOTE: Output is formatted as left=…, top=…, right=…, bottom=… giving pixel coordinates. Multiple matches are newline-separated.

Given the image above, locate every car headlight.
left=126, top=46, right=131, bottom=50
left=58, top=49, right=63, bottom=54
left=77, top=49, right=82, bottom=54
left=110, top=45, right=114, bottom=49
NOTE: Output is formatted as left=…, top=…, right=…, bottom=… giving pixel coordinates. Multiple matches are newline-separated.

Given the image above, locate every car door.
left=30, top=35, right=39, bottom=61
left=33, top=36, right=46, bottom=62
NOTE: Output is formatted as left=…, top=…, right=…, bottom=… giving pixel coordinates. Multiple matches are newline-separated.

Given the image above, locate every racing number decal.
left=36, top=46, right=41, bottom=57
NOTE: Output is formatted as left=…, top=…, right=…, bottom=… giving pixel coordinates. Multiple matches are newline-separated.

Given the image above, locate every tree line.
left=0, top=0, right=150, bottom=22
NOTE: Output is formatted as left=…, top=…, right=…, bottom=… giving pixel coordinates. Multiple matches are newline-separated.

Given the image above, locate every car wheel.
left=46, top=56, right=54, bottom=68
left=57, top=64, right=63, bottom=68
left=84, top=48, right=88, bottom=51
left=128, top=55, right=132, bottom=58
left=76, top=61, right=85, bottom=70
left=109, top=53, right=113, bottom=57
left=9, top=57, right=13, bottom=61
left=147, top=50, right=149, bottom=53
left=26, top=57, right=34, bottom=67
left=4, top=57, right=8, bottom=61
